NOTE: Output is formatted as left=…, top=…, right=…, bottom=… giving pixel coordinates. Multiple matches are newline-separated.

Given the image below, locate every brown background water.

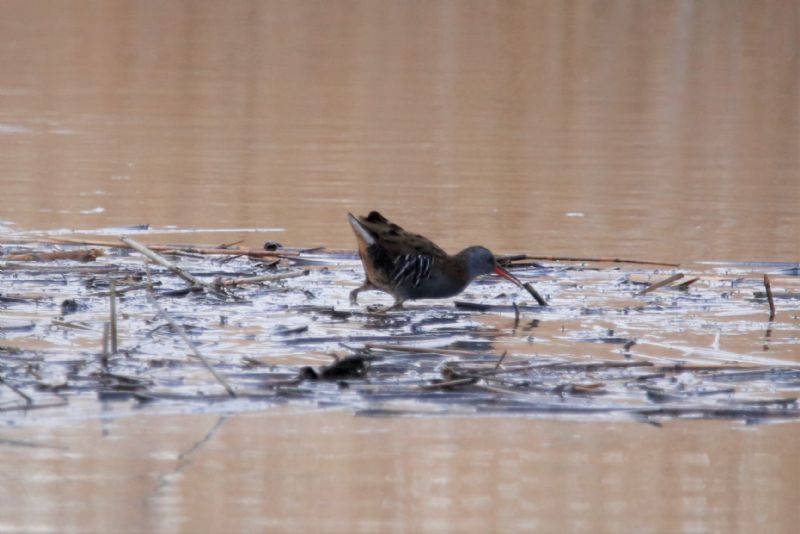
left=1, top=0, right=798, bottom=262
left=1, top=1, right=799, bottom=532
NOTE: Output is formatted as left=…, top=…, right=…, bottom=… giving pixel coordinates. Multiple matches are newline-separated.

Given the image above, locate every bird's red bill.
left=494, top=265, right=524, bottom=288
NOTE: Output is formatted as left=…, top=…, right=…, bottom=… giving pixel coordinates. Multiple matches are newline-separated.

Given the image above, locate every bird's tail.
left=347, top=212, right=376, bottom=245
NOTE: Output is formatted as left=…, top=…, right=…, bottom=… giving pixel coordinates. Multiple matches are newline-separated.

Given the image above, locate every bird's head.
left=459, top=246, right=524, bottom=288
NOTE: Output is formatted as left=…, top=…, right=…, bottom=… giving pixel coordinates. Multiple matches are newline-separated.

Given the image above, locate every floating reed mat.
left=1, top=235, right=799, bottom=424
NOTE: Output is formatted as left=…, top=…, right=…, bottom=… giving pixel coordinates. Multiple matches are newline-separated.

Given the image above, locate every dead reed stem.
left=509, top=255, right=680, bottom=268
left=102, top=322, right=110, bottom=360
left=763, top=273, right=776, bottom=321
left=35, top=236, right=299, bottom=258
left=121, top=236, right=227, bottom=298
left=636, top=273, right=684, bottom=296
left=419, top=377, right=477, bottom=390
left=0, top=399, right=68, bottom=413
left=144, top=260, right=153, bottom=290
left=0, top=375, right=33, bottom=405
left=91, top=282, right=157, bottom=297
left=4, top=249, right=104, bottom=262
left=145, top=293, right=237, bottom=397
left=675, top=277, right=700, bottom=290
left=523, top=282, right=548, bottom=306
left=215, top=270, right=309, bottom=287
left=494, top=350, right=508, bottom=370
left=109, top=280, right=118, bottom=354
left=365, top=342, right=490, bottom=357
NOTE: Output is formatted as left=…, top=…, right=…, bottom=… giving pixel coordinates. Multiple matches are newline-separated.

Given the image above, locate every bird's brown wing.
left=355, top=211, right=448, bottom=258
left=349, top=211, right=448, bottom=291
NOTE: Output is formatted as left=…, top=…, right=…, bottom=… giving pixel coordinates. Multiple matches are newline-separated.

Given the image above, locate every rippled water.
left=1, top=1, right=799, bottom=532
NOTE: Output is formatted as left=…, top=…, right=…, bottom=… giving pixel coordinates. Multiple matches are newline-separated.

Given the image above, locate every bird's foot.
left=363, top=301, right=405, bottom=314
left=349, top=287, right=360, bottom=305
left=386, top=301, right=405, bottom=312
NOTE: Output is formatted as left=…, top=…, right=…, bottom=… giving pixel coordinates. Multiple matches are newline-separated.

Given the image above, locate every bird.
left=347, top=211, right=524, bottom=310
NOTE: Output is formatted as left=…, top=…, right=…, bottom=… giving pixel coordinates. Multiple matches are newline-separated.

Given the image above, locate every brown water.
left=2, top=405, right=800, bottom=534
left=1, top=1, right=799, bottom=532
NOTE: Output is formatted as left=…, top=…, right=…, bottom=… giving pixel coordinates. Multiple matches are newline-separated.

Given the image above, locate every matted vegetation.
left=1, top=228, right=799, bottom=425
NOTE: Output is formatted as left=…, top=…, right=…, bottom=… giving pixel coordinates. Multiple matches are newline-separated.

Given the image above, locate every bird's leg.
left=386, top=298, right=405, bottom=312
left=350, top=280, right=375, bottom=305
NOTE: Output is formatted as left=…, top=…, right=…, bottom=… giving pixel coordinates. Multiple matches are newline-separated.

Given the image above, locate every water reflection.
left=2, top=406, right=800, bottom=533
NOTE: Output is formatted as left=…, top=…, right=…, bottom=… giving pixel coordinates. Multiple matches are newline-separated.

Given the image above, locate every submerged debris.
left=299, top=355, right=370, bottom=381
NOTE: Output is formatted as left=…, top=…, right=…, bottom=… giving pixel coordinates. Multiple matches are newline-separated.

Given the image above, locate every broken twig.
left=636, top=273, right=684, bottom=296
left=763, top=274, right=776, bottom=321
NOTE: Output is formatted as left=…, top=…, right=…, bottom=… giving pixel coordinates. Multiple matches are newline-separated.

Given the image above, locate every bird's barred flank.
left=392, top=254, right=432, bottom=288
